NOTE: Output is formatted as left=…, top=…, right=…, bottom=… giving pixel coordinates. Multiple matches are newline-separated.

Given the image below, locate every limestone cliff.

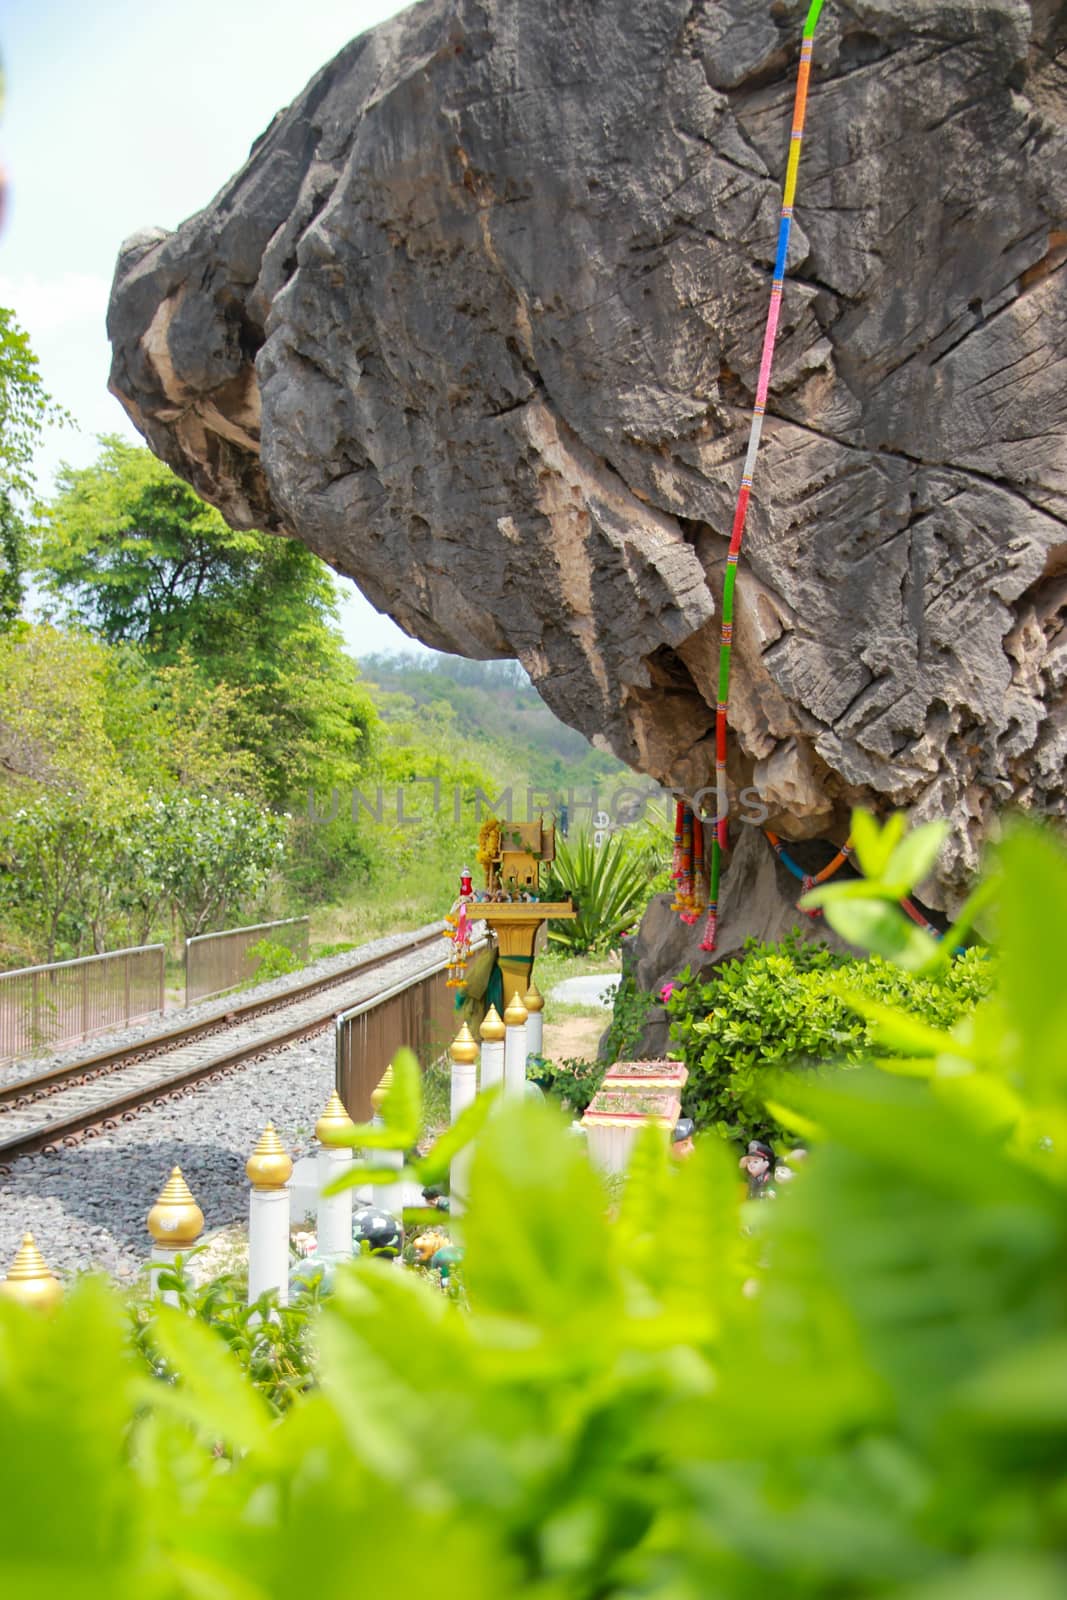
left=108, top=0, right=1067, bottom=910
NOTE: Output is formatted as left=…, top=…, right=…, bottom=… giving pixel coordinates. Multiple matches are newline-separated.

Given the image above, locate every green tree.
left=35, top=437, right=377, bottom=800
left=0, top=625, right=122, bottom=795
left=137, top=791, right=288, bottom=939
left=0, top=792, right=126, bottom=961
left=0, top=307, right=70, bottom=629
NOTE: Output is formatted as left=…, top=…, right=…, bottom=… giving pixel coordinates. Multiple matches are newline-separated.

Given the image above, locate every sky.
left=0, top=0, right=435, bottom=659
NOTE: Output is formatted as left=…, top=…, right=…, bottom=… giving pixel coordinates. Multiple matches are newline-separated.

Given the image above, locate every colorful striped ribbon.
left=704, top=0, right=826, bottom=955
left=766, top=828, right=954, bottom=945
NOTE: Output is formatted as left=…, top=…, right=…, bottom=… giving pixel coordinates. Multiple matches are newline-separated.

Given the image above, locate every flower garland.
left=444, top=867, right=475, bottom=989
left=670, top=803, right=712, bottom=941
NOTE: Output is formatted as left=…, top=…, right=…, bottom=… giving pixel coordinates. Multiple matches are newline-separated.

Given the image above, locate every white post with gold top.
left=449, top=1023, right=479, bottom=1215
left=315, top=1090, right=355, bottom=1259
left=503, top=992, right=528, bottom=1099
left=524, top=982, right=544, bottom=1065
left=246, top=1123, right=293, bottom=1306
left=0, top=1232, right=63, bottom=1312
left=479, top=1004, right=505, bottom=1093
left=370, top=1066, right=405, bottom=1218
left=147, top=1167, right=204, bottom=1305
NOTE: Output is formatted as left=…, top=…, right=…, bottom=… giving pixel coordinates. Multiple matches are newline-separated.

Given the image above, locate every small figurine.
left=352, top=1206, right=403, bottom=1257
left=773, top=1146, right=808, bottom=1185
left=412, top=1229, right=451, bottom=1264
left=671, top=1116, right=696, bottom=1161
left=739, top=1138, right=776, bottom=1198
left=430, top=1243, right=465, bottom=1282
left=421, top=1185, right=451, bottom=1212
left=289, top=1255, right=335, bottom=1296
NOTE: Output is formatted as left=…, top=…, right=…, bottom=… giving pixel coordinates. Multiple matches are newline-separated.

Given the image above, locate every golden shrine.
left=471, top=815, right=576, bottom=1002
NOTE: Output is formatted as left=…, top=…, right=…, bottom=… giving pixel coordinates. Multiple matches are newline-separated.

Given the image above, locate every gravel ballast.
left=0, top=1030, right=336, bottom=1282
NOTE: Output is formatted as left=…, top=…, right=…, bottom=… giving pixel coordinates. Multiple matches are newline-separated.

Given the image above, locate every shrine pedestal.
left=474, top=901, right=576, bottom=1003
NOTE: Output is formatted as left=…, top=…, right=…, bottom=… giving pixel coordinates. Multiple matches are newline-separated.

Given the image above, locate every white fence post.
left=449, top=1022, right=479, bottom=1215
left=503, top=992, right=528, bottom=1099
left=479, top=1004, right=505, bottom=1092
left=370, top=1066, right=406, bottom=1217
left=147, top=1167, right=204, bottom=1305
left=246, top=1124, right=293, bottom=1306
left=524, top=981, right=544, bottom=1064
left=315, top=1090, right=354, bottom=1259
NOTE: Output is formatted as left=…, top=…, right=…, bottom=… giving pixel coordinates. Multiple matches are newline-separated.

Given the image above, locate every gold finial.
left=504, top=992, right=528, bottom=1026
left=523, top=981, right=544, bottom=1014
left=450, top=1021, right=478, bottom=1065
left=370, top=1064, right=394, bottom=1114
left=245, top=1123, right=293, bottom=1191
left=147, top=1167, right=205, bottom=1247
left=315, top=1089, right=354, bottom=1145
left=0, top=1232, right=63, bottom=1311
left=479, top=1004, right=505, bottom=1042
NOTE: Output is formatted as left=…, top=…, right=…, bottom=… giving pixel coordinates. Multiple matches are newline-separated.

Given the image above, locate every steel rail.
left=0, top=925, right=450, bottom=1163
left=0, top=923, right=444, bottom=1109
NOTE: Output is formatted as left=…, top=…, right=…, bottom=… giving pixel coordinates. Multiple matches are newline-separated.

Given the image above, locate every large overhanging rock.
left=108, top=0, right=1067, bottom=908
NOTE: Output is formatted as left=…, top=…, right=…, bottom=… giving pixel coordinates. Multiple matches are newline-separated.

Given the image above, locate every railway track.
left=0, top=924, right=446, bottom=1165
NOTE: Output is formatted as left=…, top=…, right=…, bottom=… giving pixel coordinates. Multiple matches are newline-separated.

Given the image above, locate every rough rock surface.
left=108, top=0, right=1067, bottom=907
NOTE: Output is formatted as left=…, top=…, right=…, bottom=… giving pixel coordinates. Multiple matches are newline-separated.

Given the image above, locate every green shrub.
left=665, top=931, right=994, bottom=1142
left=601, top=972, right=657, bottom=1062
left=130, top=1250, right=321, bottom=1416
left=243, top=936, right=305, bottom=986
left=528, top=1052, right=607, bottom=1113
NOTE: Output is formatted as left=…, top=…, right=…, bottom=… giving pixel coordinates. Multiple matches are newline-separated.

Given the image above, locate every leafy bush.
left=244, top=937, right=304, bottom=986
left=601, top=972, right=657, bottom=1063
left=130, top=1250, right=322, bottom=1416
left=545, top=828, right=655, bottom=953
left=528, top=1052, right=607, bottom=1113
left=665, top=931, right=993, bottom=1142
left=4, top=819, right=1067, bottom=1600
left=137, top=790, right=289, bottom=939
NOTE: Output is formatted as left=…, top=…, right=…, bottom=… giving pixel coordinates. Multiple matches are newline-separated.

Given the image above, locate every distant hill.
left=360, top=652, right=634, bottom=799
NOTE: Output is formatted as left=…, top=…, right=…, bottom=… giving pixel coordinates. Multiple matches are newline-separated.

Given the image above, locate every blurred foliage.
left=2, top=819, right=1067, bottom=1597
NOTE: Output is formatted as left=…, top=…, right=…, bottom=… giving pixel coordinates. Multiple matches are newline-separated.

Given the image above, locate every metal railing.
left=185, top=916, right=310, bottom=1005
left=0, top=944, right=166, bottom=1067
left=335, top=938, right=490, bottom=1122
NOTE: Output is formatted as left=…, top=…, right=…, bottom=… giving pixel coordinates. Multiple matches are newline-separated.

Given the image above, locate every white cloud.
left=0, top=272, right=111, bottom=338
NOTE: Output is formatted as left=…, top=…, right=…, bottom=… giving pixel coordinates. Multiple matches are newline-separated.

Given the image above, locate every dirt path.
left=543, top=1013, right=605, bottom=1063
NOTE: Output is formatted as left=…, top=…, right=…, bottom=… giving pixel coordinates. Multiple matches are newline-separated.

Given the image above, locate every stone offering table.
left=582, top=1060, right=689, bottom=1174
